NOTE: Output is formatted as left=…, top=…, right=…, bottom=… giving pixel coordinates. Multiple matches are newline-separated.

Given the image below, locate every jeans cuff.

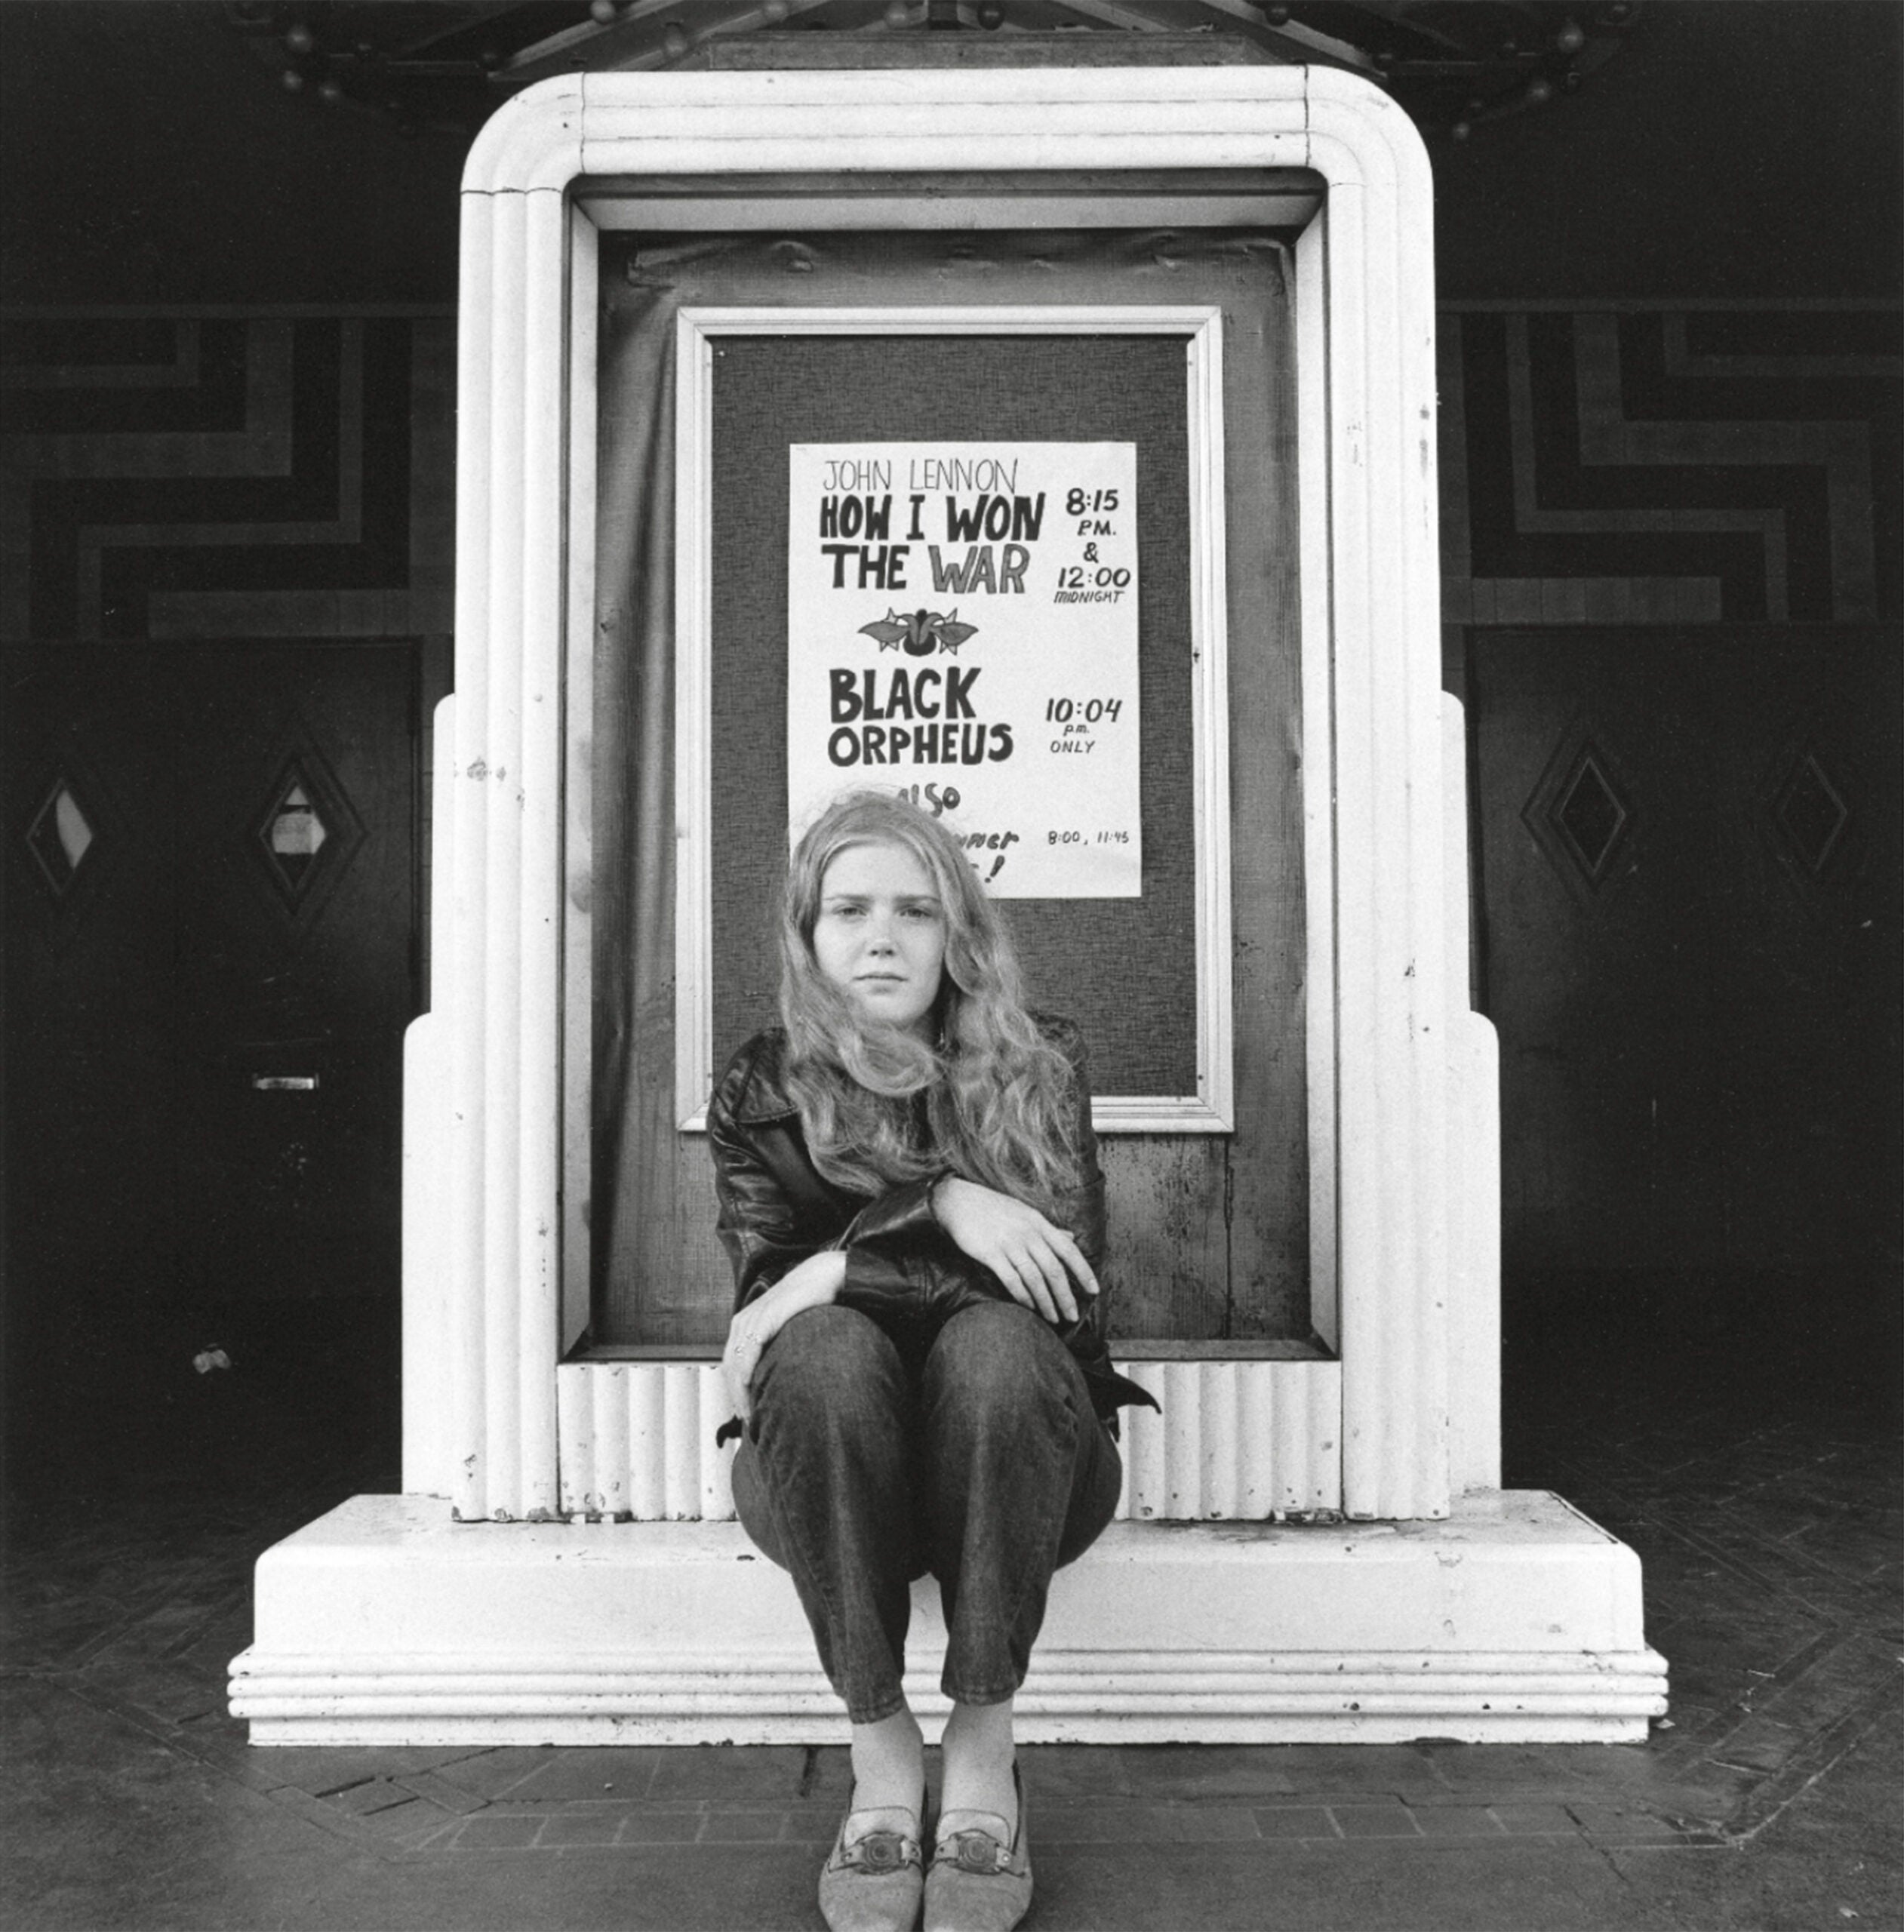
left=843, top=1687, right=912, bottom=1726
left=939, top=1675, right=1022, bottom=1709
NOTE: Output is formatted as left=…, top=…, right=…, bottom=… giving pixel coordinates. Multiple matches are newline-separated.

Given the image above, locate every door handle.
left=251, top=1075, right=318, bottom=1091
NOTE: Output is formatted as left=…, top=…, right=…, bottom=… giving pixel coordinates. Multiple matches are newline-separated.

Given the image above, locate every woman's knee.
left=924, top=1300, right=1081, bottom=1418
left=752, top=1303, right=907, bottom=1429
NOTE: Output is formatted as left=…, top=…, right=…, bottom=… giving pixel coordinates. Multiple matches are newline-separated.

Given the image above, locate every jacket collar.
left=728, top=1029, right=801, bottom=1127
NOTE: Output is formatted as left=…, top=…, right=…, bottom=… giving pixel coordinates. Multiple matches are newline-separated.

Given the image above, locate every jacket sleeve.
left=705, top=1038, right=969, bottom=1321
left=835, top=1017, right=1106, bottom=1329
left=835, top=1176, right=988, bottom=1321
left=706, top=1060, right=826, bottom=1315
left=836, top=1020, right=1152, bottom=1421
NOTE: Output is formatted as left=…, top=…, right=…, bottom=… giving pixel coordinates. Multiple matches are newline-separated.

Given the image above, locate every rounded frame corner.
left=462, top=75, right=586, bottom=197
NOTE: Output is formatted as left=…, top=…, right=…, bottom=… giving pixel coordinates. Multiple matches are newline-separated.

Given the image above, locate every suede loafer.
left=924, top=1765, right=1031, bottom=1932
left=818, top=1800, right=925, bottom=1932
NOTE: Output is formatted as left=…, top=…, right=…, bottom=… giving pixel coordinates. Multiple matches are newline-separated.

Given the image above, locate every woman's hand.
left=721, top=1249, right=848, bottom=1432
left=930, top=1177, right=1100, bottom=1327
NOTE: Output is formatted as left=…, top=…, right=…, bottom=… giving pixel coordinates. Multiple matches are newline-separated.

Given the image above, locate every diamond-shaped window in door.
left=1772, top=752, right=1850, bottom=875
left=251, top=736, right=364, bottom=921
left=263, top=776, right=328, bottom=892
left=1523, top=724, right=1637, bottom=903
left=1554, top=753, right=1629, bottom=882
left=25, top=774, right=98, bottom=897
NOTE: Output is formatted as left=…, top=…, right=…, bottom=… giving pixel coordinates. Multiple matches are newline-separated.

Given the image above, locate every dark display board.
left=588, top=228, right=1309, bottom=1347
left=709, top=334, right=1198, bottom=1093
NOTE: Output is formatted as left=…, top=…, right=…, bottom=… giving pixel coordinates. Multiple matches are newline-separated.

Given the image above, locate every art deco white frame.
left=233, top=63, right=1666, bottom=1749
left=672, top=303, right=1235, bottom=1136
left=401, top=63, right=1475, bottom=1525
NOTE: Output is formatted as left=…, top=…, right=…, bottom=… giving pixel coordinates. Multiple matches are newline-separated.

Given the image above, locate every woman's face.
left=811, top=838, right=948, bottom=1039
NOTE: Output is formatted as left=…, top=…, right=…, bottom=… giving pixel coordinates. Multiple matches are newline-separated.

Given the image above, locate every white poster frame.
left=674, top=305, right=1235, bottom=1135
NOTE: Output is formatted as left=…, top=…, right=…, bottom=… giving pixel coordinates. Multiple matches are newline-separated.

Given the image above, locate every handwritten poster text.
left=786, top=441, right=1142, bottom=897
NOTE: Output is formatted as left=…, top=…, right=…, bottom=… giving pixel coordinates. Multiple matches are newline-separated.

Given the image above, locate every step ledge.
left=232, top=1489, right=1664, bottom=1745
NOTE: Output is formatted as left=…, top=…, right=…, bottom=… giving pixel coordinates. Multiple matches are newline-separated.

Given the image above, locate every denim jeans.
left=731, top=1299, right=1124, bottom=1724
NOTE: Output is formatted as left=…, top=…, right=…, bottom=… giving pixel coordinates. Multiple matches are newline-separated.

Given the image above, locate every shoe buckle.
left=943, top=1829, right=1008, bottom=1875
left=846, top=1830, right=915, bottom=1874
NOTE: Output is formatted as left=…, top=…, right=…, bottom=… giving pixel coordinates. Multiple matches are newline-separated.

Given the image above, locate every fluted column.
left=1307, top=73, right=1450, bottom=1518
left=443, top=84, right=583, bottom=1519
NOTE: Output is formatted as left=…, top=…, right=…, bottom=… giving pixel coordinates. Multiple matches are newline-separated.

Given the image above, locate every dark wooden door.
left=1468, top=628, right=1901, bottom=1316
left=4, top=643, right=419, bottom=1447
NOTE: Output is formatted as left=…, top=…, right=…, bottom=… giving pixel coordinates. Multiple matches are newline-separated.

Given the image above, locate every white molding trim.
left=237, top=1652, right=1669, bottom=1748
left=672, top=304, right=1234, bottom=1137
left=560, top=202, right=599, bottom=1353
left=575, top=187, right=1324, bottom=232
left=555, top=1357, right=1339, bottom=1522
left=1296, top=202, right=1340, bottom=1358
left=233, top=1496, right=1666, bottom=1746
left=1444, top=695, right=1503, bottom=1494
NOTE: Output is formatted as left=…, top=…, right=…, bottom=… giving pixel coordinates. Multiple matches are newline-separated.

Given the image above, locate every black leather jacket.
left=706, top=1017, right=1158, bottom=1432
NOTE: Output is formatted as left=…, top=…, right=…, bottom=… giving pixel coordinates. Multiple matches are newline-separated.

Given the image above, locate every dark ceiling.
left=0, top=1, right=1899, bottom=306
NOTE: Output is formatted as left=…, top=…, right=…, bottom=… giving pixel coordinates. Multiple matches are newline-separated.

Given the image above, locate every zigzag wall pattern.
left=2, top=306, right=1895, bottom=643
left=1441, top=306, right=1901, bottom=627
left=0, top=315, right=454, bottom=643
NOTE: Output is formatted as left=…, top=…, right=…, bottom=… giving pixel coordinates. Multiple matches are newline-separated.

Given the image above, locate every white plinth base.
left=230, top=1491, right=1666, bottom=1746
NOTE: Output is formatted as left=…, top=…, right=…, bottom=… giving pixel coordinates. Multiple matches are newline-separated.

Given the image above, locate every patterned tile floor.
left=2, top=1307, right=1898, bottom=1930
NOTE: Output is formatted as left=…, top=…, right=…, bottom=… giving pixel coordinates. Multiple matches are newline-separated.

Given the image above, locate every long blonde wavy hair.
left=780, top=789, right=1083, bottom=1215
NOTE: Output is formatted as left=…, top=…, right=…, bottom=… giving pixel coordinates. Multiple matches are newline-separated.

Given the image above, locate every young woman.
left=708, top=789, right=1155, bottom=1932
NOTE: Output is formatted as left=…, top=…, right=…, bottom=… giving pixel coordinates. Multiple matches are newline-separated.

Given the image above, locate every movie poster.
left=786, top=441, right=1142, bottom=897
